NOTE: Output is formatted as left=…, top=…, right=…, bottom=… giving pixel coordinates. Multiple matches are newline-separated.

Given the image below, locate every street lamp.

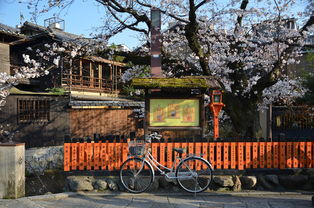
left=209, top=90, right=225, bottom=140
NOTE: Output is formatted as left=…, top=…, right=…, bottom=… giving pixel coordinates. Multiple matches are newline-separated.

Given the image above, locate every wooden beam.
left=79, top=59, right=82, bottom=87
left=99, top=64, right=102, bottom=89
left=90, top=61, right=93, bottom=87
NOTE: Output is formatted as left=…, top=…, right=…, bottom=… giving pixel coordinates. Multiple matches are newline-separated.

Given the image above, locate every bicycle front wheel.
left=176, top=157, right=213, bottom=193
left=119, top=157, right=153, bottom=193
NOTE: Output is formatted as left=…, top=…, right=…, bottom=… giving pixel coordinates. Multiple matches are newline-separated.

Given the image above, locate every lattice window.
left=18, top=99, right=50, bottom=123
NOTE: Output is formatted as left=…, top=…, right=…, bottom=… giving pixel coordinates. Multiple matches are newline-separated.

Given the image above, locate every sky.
left=0, top=0, right=141, bottom=49
left=0, top=0, right=309, bottom=49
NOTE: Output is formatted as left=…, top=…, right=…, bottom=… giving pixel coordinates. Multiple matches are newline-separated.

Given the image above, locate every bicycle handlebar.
left=146, top=132, right=162, bottom=143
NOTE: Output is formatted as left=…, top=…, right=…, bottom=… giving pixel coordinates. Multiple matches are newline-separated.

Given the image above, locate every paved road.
left=0, top=192, right=313, bottom=208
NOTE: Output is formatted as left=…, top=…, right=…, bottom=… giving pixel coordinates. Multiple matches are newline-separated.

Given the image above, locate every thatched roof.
left=131, top=76, right=221, bottom=89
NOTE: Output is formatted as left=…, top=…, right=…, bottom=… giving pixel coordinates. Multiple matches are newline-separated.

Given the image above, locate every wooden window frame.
left=17, top=99, right=50, bottom=123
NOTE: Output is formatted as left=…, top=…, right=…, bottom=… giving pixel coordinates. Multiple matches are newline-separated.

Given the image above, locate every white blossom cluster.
left=260, top=77, right=307, bottom=110
left=0, top=40, right=107, bottom=107
left=121, top=65, right=150, bottom=83
left=160, top=0, right=312, bottom=107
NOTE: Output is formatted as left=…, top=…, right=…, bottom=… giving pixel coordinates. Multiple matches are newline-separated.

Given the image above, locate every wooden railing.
left=61, top=74, right=121, bottom=92
left=64, top=140, right=314, bottom=171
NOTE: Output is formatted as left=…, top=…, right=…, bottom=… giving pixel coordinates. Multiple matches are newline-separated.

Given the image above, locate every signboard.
left=149, top=99, right=200, bottom=127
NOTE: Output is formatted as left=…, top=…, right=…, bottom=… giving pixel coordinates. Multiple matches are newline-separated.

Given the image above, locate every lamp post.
left=209, top=90, right=225, bottom=140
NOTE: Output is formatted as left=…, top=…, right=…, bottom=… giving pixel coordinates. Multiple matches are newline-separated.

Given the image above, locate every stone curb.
left=23, top=190, right=314, bottom=201
left=27, top=192, right=77, bottom=201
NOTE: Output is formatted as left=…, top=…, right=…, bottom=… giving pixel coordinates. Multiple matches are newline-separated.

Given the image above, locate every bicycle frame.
left=143, top=151, right=179, bottom=175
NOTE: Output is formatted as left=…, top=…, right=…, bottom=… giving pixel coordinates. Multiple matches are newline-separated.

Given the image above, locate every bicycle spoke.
left=176, top=157, right=213, bottom=193
left=119, top=158, right=153, bottom=193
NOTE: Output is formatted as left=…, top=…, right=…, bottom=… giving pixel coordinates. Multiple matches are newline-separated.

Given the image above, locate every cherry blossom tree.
left=27, top=0, right=314, bottom=138
left=0, top=38, right=107, bottom=106
left=0, top=36, right=107, bottom=142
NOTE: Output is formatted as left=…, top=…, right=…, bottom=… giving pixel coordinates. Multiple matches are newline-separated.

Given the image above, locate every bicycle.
left=119, top=132, right=214, bottom=193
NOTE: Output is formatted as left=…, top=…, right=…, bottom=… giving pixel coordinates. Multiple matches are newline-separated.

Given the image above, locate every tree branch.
left=107, top=6, right=148, bottom=34
left=195, top=0, right=209, bottom=10
left=135, top=0, right=189, bottom=23
left=234, top=0, right=249, bottom=33
left=97, top=0, right=151, bottom=32
left=185, top=0, right=210, bottom=75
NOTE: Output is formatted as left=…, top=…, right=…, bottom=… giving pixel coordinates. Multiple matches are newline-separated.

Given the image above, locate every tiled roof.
left=0, top=23, right=24, bottom=37
left=22, top=21, right=104, bottom=45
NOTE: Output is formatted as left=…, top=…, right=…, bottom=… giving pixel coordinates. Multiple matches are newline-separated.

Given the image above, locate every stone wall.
left=64, top=173, right=314, bottom=193
left=25, top=146, right=63, bottom=175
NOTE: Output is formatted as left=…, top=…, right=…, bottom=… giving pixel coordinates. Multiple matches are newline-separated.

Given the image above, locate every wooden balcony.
left=62, top=73, right=121, bottom=94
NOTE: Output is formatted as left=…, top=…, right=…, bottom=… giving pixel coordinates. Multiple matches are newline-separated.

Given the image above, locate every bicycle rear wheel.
left=119, top=157, right=153, bottom=193
left=176, top=157, right=213, bottom=193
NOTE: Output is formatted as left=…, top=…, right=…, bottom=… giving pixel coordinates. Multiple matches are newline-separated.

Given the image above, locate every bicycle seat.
left=173, top=148, right=186, bottom=154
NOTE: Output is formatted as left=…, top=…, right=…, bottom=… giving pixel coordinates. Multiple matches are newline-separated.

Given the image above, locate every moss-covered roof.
left=131, top=77, right=221, bottom=89
left=9, top=87, right=65, bottom=95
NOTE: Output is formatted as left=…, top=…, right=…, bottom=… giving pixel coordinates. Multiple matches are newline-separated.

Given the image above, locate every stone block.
left=257, top=176, right=274, bottom=190
left=67, top=176, right=94, bottom=191
left=107, top=179, right=118, bottom=191
left=240, top=176, right=257, bottom=189
left=213, top=176, right=234, bottom=187
left=93, top=179, right=108, bottom=191
left=278, top=175, right=308, bottom=189
left=232, top=176, right=241, bottom=191
left=0, top=143, right=25, bottom=199
left=264, top=175, right=279, bottom=185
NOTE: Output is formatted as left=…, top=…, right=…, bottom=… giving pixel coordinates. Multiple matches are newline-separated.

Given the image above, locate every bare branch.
left=107, top=6, right=148, bottom=35
left=136, top=0, right=189, bottom=23
left=195, top=0, right=209, bottom=10
left=97, top=0, right=151, bottom=31
left=234, top=0, right=249, bottom=32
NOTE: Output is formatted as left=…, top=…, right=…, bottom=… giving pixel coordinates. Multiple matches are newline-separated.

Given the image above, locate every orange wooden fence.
left=64, top=141, right=314, bottom=171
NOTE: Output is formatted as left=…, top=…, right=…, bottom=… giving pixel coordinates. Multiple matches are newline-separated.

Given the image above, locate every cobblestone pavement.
left=0, top=192, right=313, bottom=208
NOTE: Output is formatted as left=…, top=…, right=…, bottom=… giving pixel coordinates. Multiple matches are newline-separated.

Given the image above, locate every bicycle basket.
left=128, top=140, right=146, bottom=156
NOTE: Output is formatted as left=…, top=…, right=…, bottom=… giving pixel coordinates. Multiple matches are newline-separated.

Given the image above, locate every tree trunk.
left=223, top=93, right=262, bottom=138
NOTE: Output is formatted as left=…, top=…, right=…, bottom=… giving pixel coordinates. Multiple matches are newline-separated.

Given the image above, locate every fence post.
left=94, top=140, right=100, bottom=170
left=279, top=142, right=286, bottom=169
left=167, top=140, right=173, bottom=168
left=306, top=142, right=312, bottom=168
left=266, top=142, right=272, bottom=168
left=78, top=139, right=85, bottom=170
left=299, top=142, right=306, bottom=168
left=230, top=142, right=236, bottom=169
left=122, top=138, right=128, bottom=165
left=71, top=141, right=78, bottom=170
left=252, top=142, right=258, bottom=168
left=286, top=142, right=293, bottom=168
left=216, top=142, right=222, bottom=169
left=101, top=139, right=108, bottom=170
left=238, top=142, right=244, bottom=170
left=259, top=142, right=266, bottom=168
left=245, top=142, right=251, bottom=169
left=293, top=142, right=299, bottom=168
left=273, top=142, right=279, bottom=168
left=223, top=142, right=229, bottom=169
left=202, top=141, right=209, bottom=164
left=64, top=142, right=71, bottom=171
left=160, top=140, right=165, bottom=167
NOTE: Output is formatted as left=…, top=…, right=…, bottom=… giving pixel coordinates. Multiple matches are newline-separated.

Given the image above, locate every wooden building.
left=0, top=21, right=143, bottom=148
